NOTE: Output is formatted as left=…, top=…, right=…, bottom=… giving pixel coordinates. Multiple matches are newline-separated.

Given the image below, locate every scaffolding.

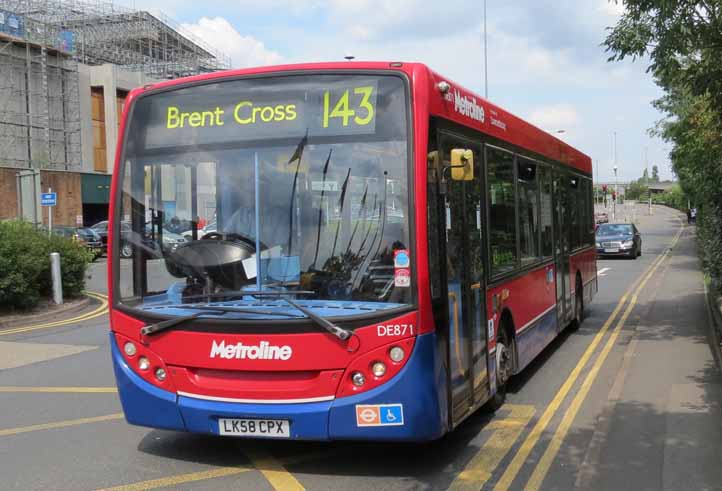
left=0, top=0, right=231, bottom=170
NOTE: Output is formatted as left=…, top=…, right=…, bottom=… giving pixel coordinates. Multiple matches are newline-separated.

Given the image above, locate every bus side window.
left=487, top=146, right=517, bottom=276
left=517, top=157, right=540, bottom=264
left=540, top=165, right=554, bottom=258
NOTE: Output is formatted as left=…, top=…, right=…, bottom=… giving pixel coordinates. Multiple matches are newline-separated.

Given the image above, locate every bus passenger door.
left=553, top=171, right=572, bottom=325
left=440, top=136, right=488, bottom=426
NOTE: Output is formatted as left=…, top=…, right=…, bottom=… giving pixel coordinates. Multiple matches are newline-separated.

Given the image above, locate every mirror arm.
left=439, top=161, right=468, bottom=195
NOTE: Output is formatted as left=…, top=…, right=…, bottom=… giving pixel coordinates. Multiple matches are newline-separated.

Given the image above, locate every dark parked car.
left=89, top=220, right=131, bottom=255
left=51, top=226, right=103, bottom=259
left=90, top=220, right=187, bottom=258
left=595, top=223, right=642, bottom=259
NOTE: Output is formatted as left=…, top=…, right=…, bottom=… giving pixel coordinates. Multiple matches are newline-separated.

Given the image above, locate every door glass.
left=465, top=147, right=487, bottom=397
left=441, top=138, right=487, bottom=421
left=444, top=154, right=469, bottom=406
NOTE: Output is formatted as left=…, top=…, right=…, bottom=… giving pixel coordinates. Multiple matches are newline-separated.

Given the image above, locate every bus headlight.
left=336, top=337, right=416, bottom=398
left=114, top=332, right=176, bottom=391
left=124, top=342, right=137, bottom=356
left=389, top=346, right=405, bottom=363
left=371, top=362, right=387, bottom=377
left=155, top=368, right=167, bottom=381
left=351, top=372, right=366, bottom=387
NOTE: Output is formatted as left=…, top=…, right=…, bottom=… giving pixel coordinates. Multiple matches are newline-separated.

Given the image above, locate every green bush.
left=699, top=203, right=722, bottom=294
left=0, top=220, right=93, bottom=311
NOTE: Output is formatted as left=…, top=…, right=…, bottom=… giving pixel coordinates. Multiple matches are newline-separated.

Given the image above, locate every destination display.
left=137, top=75, right=407, bottom=150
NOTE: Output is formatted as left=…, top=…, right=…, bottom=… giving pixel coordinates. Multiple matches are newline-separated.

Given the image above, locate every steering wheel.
left=164, top=233, right=259, bottom=289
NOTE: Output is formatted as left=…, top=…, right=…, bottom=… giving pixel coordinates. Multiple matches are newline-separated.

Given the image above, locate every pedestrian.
left=691, top=207, right=697, bottom=225
left=686, top=208, right=692, bottom=224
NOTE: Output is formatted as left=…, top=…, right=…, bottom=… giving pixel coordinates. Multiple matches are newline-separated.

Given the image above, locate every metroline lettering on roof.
left=453, top=89, right=485, bottom=123
left=209, top=340, right=293, bottom=360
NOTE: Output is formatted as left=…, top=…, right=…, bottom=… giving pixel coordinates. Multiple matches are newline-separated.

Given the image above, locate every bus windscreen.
left=116, top=74, right=412, bottom=322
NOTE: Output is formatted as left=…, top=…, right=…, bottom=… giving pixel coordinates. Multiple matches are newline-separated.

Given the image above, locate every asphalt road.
left=1, top=204, right=721, bottom=491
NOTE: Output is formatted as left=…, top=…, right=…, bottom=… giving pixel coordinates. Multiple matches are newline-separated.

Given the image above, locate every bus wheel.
left=120, top=242, right=133, bottom=258
left=485, top=324, right=514, bottom=412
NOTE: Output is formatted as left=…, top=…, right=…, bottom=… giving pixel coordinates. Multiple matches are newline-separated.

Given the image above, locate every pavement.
left=1, top=204, right=721, bottom=490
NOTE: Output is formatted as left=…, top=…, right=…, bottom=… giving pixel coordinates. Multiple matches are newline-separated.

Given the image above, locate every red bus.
left=109, top=62, right=596, bottom=440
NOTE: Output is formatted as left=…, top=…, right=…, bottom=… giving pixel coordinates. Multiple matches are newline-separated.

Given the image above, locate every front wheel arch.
left=485, top=309, right=516, bottom=412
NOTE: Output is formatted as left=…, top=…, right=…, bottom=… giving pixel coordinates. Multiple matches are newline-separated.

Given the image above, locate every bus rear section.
left=109, top=70, right=449, bottom=441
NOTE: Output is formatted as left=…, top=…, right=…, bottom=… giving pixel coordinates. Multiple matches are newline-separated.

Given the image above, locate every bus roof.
left=128, top=61, right=592, bottom=174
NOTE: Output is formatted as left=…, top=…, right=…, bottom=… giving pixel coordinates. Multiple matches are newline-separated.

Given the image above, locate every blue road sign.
left=41, top=192, right=57, bottom=206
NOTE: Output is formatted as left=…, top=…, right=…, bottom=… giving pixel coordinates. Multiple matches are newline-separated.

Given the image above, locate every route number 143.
left=323, top=86, right=375, bottom=128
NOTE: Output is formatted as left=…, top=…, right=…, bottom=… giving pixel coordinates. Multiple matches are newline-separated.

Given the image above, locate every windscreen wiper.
left=141, top=304, right=303, bottom=336
left=219, top=289, right=351, bottom=340
left=279, top=296, right=352, bottom=341
left=141, top=311, right=213, bottom=336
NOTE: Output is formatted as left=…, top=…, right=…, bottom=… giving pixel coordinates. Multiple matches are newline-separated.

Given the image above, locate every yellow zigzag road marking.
left=523, top=220, right=683, bottom=491
left=494, top=209, right=683, bottom=491
left=448, top=405, right=536, bottom=491
left=0, top=413, right=123, bottom=437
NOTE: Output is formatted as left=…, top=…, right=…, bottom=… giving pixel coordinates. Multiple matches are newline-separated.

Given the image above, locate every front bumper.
left=110, top=332, right=447, bottom=441
left=596, top=246, right=634, bottom=256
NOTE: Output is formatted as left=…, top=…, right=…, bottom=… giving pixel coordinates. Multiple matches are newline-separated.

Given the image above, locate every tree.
left=604, top=0, right=722, bottom=287
left=625, top=180, right=648, bottom=200
left=604, top=2, right=722, bottom=109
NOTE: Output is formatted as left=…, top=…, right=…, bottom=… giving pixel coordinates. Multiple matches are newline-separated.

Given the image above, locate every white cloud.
left=528, top=104, right=580, bottom=132
left=180, top=17, right=283, bottom=68
left=598, top=0, right=625, bottom=17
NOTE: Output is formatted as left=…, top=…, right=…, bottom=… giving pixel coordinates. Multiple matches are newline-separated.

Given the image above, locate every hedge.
left=699, top=203, right=722, bottom=293
left=0, top=220, right=93, bottom=311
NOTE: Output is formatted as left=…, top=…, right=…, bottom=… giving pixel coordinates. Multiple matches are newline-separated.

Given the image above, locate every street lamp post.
left=613, top=165, right=618, bottom=222
left=483, top=0, right=488, bottom=99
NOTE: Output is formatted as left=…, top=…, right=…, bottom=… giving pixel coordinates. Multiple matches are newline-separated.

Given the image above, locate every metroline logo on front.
left=209, top=340, right=293, bottom=360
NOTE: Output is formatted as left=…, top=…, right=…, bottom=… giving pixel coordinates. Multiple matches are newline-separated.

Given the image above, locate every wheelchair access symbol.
left=355, top=404, right=404, bottom=427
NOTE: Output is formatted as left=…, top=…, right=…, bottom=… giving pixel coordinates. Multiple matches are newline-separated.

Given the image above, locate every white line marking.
left=598, top=267, right=611, bottom=277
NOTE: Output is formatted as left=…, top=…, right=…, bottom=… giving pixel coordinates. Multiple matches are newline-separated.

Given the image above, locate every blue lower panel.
left=110, top=334, right=186, bottom=431
left=515, top=309, right=559, bottom=373
left=111, top=332, right=447, bottom=441
left=329, top=332, right=446, bottom=441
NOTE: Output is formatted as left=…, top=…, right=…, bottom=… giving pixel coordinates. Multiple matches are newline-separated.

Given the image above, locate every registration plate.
left=218, top=418, right=290, bottom=438
left=604, top=248, right=619, bottom=253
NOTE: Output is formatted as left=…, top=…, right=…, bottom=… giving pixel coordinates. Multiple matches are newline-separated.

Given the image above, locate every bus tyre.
left=485, top=325, right=513, bottom=412
left=120, top=242, right=133, bottom=259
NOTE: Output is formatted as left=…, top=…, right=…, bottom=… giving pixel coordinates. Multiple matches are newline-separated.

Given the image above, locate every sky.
left=120, top=0, right=674, bottom=183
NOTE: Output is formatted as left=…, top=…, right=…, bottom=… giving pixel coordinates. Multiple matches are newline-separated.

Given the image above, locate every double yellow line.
left=494, top=212, right=684, bottom=491
left=0, top=291, right=109, bottom=337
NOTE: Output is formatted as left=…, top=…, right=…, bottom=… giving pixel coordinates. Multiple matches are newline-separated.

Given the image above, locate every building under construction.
left=0, top=0, right=230, bottom=226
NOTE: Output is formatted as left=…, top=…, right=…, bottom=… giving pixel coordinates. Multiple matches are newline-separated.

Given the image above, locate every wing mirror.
left=450, top=149, right=474, bottom=181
